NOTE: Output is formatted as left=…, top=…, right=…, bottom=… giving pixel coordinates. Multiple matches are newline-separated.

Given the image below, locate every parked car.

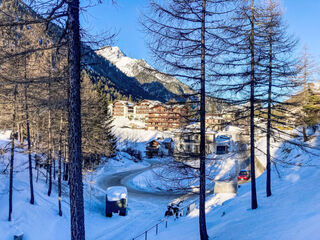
left=105, top=186, right=128, bottom=217
left=238, top=169, right=250, bottom=181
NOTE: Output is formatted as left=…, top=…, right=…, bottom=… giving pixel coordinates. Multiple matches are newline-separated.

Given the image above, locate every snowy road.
left=97, top=162, right=181, bottom=200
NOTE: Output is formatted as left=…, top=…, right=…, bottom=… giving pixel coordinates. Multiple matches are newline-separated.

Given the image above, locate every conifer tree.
left=142, top=0, right=235, bottom=238
left=259, top=0, right=298, bottom=197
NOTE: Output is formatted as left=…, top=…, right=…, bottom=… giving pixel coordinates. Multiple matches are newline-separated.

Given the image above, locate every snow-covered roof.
left=173, top=123, right=217, bottom=134
left=224, top=125, right=244, bottom=132
left=206, top=115, right=224, bottom=120
left=113, top=100, right=130, bottom=105
left=163, top=138, right=173, bottom=143
left=216, top=135, right=231, bottom=145
left=106, top=186, right=128, bottom=201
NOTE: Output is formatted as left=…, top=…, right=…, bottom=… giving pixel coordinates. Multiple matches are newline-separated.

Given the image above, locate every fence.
left=131, top=199, right=198, bottom=240
left=131, top=218, right=168, bottom=240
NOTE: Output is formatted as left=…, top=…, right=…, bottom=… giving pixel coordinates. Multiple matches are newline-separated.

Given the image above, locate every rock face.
left=96, top=46, right=194, bottom=102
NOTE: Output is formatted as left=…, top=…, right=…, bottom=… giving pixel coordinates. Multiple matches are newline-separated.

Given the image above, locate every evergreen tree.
left=302, top=88, right=320, bottom=129
left=259, top=0, right=298, bottom=197
left=81, top=76, right=117, bottom=167
left=142, top=0, right=235, bottom=238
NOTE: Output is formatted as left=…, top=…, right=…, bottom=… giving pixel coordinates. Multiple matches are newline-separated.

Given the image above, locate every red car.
left=238, top=170, right=250, bottom=181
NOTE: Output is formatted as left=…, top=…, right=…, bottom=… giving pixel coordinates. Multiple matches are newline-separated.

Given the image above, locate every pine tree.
left=142, top=0, right=235, bottom=238
left=221, top=0, right=261, bottom=210
left=67, top=0, right=85, bottom=239
left=259, top=0, right=298, bottom=197
left=81, top=75, right=117, bottom=166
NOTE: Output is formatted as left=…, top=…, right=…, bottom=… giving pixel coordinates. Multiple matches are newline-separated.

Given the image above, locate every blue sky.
left=81, top=0, right=320, bottom=66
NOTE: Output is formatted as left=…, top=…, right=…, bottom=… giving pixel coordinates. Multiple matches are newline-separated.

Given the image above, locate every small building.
left=162, top=138, right=174, bottom=152
left=173, top=123, right=216, bottom=159
left=215, top=135, right=231, bottom=154
left=205, top=113, right=225, bottom=131
left=146, top=140, right=161, bottom=158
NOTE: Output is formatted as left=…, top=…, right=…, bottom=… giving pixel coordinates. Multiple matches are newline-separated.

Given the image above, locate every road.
left=97, top=148, right=266, bottom=199
left=97, top=162, right=181, bottom=201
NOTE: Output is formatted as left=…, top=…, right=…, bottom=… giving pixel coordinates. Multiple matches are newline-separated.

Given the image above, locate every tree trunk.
left=67, top=0, right=85, bottom=239
left=302, top=50, right=308, bottom=142
left=266, top=2, right=273, bottom=197
left=250, top=0, right=258, bottom=210
left=302, top=126, right=308, bottom=142
left=18, top=122, right=23, bottom=145
left=9, top=131, right=14, bottom=222
left=25, top=86, right=35, bottom=204
left=58, top=114, right=63, bottom=216
left=35, top=114, right=40, bottom=183
left=199, top=1, right=208, bottom=239
left=48, top=105, right=52, bottom=197
left=53, top=144, right=56, bottom=180
left=63, top=140, right=69, bottom=181
left=9, top=85, right=17, bottom=221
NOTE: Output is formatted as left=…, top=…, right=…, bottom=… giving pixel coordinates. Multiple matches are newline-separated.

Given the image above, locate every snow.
left=129, top=146, right=244, bottom=193
left=96, top=46, right=137, bottom=77
left=173, top=122, right=217, bottom=134
left=1, top=125, right=320, bottom=240
left=106, top=186, right=127, bottom=201
left=0, top=131, right=173, bottom=240
left=96, top=46, right=150, bottom=78
left=151, top=129, right=320, bottom=240
left=112, top=117, right=173, bottom=160
left=96, top=46, right=184, bottom=86
left=215, top=135, right=231, bottom=145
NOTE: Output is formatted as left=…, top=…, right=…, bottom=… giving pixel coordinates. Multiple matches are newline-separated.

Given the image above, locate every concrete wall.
left=214, top=179, right=238, bottom=194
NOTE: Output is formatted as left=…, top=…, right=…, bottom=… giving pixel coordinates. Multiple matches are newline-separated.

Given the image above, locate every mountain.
left=0, top=0, right=194, bottom=104
left=95, top=46, right=194, bottom=102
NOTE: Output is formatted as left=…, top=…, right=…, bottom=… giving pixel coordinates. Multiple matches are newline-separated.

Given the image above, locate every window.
left=194, top=145, right=200, bottom=153
left=187, top=145, right=191, bottom=152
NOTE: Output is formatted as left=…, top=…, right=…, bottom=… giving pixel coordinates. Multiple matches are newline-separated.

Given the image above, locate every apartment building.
left=146, top=104, right=189, bottom=131
left=112, top=100, right=129, bottom=117
left=173, top=123, right=216, bottom=158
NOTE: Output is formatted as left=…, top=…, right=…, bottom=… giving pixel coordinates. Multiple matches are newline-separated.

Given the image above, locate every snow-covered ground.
left=0, top=131, right=172, bottom=240
left=128, top=133, right=245, bottom=194
left=0, top=121, right=247, bottom=240
left=152, top=129, right=320, bottom=240
left=2, top=124, right=318, bottom=240
left=112, top=117, right=172, bottom=156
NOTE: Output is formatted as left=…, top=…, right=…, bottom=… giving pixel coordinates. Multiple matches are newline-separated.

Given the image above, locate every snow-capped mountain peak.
left=96, top=45, right=194, bottom=101
left=96, top=46, right=143, bottom=77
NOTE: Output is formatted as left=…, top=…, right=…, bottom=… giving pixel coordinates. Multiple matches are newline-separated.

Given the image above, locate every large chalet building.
left=111, top=100, right=189, bottom=131
left=146, top=104, right=189, bottom=131
left=135, top=100, right=161, bottom=121
left=112, top=100, right=129, bottom=117
left=111, top=99, right=234, bottom=132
